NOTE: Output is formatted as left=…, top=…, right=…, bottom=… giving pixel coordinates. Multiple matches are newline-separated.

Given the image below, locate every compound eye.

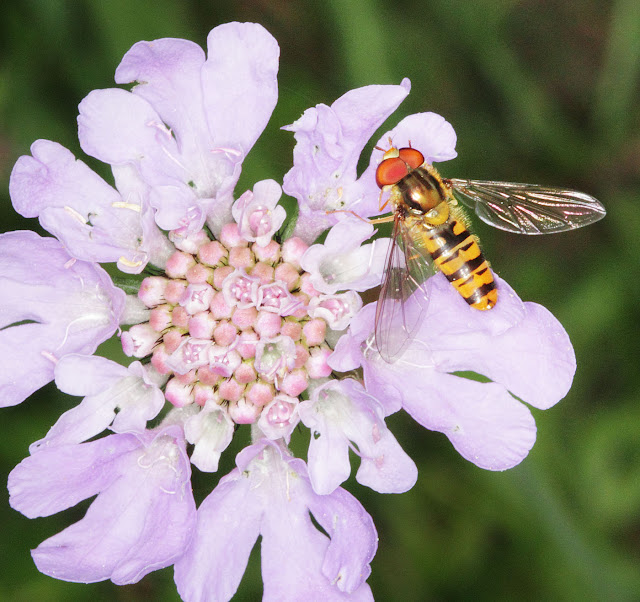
left=375, top=157, right=409, bottom=187
left=398, top=147, right=425, bottom=169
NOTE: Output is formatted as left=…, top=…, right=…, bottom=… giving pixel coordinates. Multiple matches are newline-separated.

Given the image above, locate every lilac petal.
left=259, top=455, right=375, bottom=600
left=78, top=88, right=184, bottom=187
left=111, top=164, right=175, bottom=269
left=283, top=80, right=410, bottom=241
left=305, top=414, right=351, bottom=494
left=305, top=484, right=377, bottom=596
left=9, top=140, right=148, bottom=270
left=202, top=22, right=279, bottom=157
left=54, top=354, right=128, bottom=396
left=31, top=427, right=196, bottom=584
left=115, top=36, right=208, bottom=164
left=29, top=387, right=118, bottom=452
left=184, top=400, right=234, bottom=473
left=301, top=218, right=389, bottom=294
left=174, top=469, right=262, bottom=602
left=9, top=434, right=140, bottom=518
left=402, top=371, right=537, bottom=470
left=410, top=274, right=574, bottom=409
left=371, top=111, right=458, bottom=167
left=30, top=356, right=165, bottom=450
left=0, top=231, right=124, bottom=407
left=302, top=380, right=416, bottom=494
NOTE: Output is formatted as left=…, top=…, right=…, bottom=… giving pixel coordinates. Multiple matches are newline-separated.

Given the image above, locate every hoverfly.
left=372, top=145, right=606, bottom=363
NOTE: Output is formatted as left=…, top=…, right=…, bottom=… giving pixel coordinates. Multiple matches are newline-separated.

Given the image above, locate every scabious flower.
left=3, top=20, right=576, bottom=602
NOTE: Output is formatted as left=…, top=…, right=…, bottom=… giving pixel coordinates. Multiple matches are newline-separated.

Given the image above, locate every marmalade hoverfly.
left=372, top=145, right=606, bottom=363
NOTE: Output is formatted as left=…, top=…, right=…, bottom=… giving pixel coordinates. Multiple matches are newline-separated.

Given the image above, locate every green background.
left=0, top=1, right=637, bottom=600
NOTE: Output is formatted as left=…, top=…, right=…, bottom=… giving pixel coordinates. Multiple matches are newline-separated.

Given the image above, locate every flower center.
left=123, top=223, right=337, bottom=426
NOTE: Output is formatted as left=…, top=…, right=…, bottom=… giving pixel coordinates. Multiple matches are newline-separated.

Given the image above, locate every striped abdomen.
left=424, top=218, right=497, bottom=310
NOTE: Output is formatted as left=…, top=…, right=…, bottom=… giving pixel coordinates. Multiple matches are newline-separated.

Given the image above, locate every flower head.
left=3, top=20, right=581, bottom=602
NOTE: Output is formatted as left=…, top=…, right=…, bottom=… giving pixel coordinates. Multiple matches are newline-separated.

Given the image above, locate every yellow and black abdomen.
left=424, top=218, right=497, bottom=310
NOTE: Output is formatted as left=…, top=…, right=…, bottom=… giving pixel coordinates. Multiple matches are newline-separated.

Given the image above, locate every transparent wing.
left=375, top=216, right=435, bottom=363
left=450, top=178, right=606, bottom=235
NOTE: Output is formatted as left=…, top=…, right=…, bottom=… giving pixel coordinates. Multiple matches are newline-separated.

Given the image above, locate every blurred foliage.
left=1, top=0, right=639, bottom=600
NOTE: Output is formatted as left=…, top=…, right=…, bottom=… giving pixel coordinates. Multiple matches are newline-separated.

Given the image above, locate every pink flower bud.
left=234, top=362, right=257, bottom=384
left=219, top=378, right=245, bottom=402
left=294, top=344, right=310, bottom=368
left=246, top=382, right=274, bottom=406
left=198, top=240, right=227, bottom=266
left=281, top=237, right=309, bottom=267
left=149, top=305, right=173, bottom=332
left=138, top=276, right=168, bottom=307
left=213, top=320, right=237, bottom=347
left=281, top=369, right=308, bottom=397
left=250, top=261, right=275, bottom=284
left=165, top=376, right=194, bottom=407
left=209, top=291, right=233, bottom=320
left=253, top=240, right=280, bottom=264
left=171, top=305, right=190, bottom=329
left=281, top=320, right=302, bottom=341
left=163, top=329, right=184, bottom=354
left=303, top=318, right=326, bottom=347
left=186, top=263, right=214, bottom=284
left=188, top=311, right=216, bottom=339
left=219, top=222, right=246, bottom=248
left=213, top=265, right=234, bottom=289
left=197, top=366, right=223, bottom=386
left=151, top=344, right=171, bottom=374
left=228, top=246, right=254, bottom=270
left=274, top=262, right=300, bottom=291
left=232, top=306, right=258, bottom=330
left=165, top=251, right=197, bottom=278
left=228, top=397, right=260, bottom=424
left=193, top=383, right=217, bottom=407
left=121, top=323, right=160, bottom=358
left=306, top=347, right=333, bottom=378
left=237, top=330, right=258, bottom=359
left=254, top=310, right=282, bottom=338
left=164, top=279, right=187, bottom=305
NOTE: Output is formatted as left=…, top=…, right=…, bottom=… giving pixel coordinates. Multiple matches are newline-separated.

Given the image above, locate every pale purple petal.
left=9, top=434, right=139, bottom=518
left=401, top=371, right=537, bottom=471
left=0, top=231, right=125, bottom=407
left=9, top=140, right=148, bottom=270
left=25, top=427, right=195, bottom=584
left=371, top=111, right=458, bottom=167
left=300, top=379, right=416, bottom=494
left=174, top=469, right=262, bottom=601
left=114, top=36, right=208, bottom=165
left=184, top=399, right=234, bottom=472
left=54, top=353, right=128, bottom=396
left=78, top=88, right=184, bottom=187
left=30, top=355, right=166, bottom=451
left=396, top=274, right=574, bottom=410
left=305, top=481, right=378, bottom=595
left=283, top=80, right=410, bottom=241
left=300, top=218, right=389, bottom=294
left=202, top=22, right=279, bottom=158
left=303, top=408, right=351, bottom=494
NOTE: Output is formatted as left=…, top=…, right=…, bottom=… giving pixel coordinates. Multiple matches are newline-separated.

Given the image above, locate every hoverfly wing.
left=375, top=216, right=434, bottom=363
left=449, top=178, right=606, bottom=235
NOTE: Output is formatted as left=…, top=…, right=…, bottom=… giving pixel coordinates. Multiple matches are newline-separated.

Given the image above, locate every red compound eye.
left=375, top=157, right=409, bottom=187
left=398, top=147, right=424, bottom=169
left=375, top=147, right=425, bottom=188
